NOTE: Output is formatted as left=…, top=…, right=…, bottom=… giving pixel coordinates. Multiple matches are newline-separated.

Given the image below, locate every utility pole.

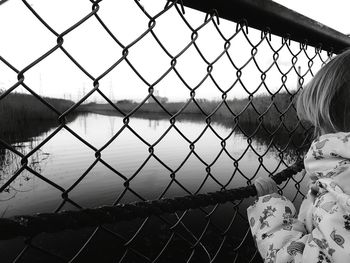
left=109, top=79, right=115, bottom=103
left=39, top=73, right=42, bottom=95
left=297, top=66, right=301, bottom=90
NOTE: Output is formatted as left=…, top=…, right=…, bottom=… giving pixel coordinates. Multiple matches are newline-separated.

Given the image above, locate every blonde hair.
left=296, top=49, right=350, bottom=135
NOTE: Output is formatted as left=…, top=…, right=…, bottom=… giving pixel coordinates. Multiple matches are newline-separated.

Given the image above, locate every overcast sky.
left=0, top=0, right=348, bottom=102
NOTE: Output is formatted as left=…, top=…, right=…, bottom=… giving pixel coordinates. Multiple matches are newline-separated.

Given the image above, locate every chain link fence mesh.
left=0, top=0, right=342, bottom=262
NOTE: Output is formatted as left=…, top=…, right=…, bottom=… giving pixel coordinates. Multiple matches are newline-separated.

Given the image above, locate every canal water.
left=0, top=113, right=308, bottom=218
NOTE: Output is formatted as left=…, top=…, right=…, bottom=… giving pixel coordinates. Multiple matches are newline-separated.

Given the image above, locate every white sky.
left=0, top=0, right=349, bottom=102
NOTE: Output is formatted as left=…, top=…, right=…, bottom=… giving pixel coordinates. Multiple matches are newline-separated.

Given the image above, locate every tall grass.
left=79, top=92, right=312, bottom=159
left=0, top=92, right=75, bottom=143
left=80, top=92, right=303, bottom=130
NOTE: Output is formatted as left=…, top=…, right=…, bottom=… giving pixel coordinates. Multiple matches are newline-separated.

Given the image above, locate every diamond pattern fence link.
left=0, top=0, right=346, bottom=262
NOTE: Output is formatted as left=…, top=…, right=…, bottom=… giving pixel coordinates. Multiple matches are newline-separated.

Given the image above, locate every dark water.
left=0, top=113, right=309, bottom=262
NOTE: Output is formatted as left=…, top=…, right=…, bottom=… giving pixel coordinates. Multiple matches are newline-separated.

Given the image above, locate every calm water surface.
left=0, top=113, right=307, bottom=217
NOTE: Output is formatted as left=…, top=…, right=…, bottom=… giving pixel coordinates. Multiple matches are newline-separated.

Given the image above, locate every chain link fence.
left=1, top=0, right=349, bottom=262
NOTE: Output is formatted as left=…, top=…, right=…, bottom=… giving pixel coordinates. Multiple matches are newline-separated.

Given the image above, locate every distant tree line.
left=81, top=92, right=311, bottom=131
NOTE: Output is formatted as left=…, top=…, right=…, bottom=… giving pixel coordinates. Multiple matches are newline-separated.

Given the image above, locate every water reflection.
left=0, top=113, right=309, bottom=217
left=0, top=141, right=50, bottom=202
left=148, top=119, right=160, bottom=130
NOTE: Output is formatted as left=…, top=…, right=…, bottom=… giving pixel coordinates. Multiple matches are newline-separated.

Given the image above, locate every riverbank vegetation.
left=1, top=92, right=312, bottom=157
left=0, top=92, right=74, bottom=142
left=80, top=92, right=307, bottom=131
left=79, top=92, right=313, bottom=158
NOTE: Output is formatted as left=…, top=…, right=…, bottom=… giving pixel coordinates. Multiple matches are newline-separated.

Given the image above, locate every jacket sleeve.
left=247, top=193, right=308, bottom=262
left=303, top=178, right=350, bottom=262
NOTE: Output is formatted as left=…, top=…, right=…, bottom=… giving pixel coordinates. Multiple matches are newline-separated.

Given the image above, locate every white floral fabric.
left=247, top=132, right=350, bottom=263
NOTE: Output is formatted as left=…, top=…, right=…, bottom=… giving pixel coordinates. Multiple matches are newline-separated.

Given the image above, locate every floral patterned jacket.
left=247, top=132, right=350, bottom=263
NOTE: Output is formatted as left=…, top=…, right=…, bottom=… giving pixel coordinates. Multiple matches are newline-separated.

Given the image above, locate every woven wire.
left=0, top=0, right=333, bottom=262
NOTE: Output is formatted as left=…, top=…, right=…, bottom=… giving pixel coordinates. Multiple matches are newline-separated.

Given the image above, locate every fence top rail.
left=177, top=0, right=350, bottom=53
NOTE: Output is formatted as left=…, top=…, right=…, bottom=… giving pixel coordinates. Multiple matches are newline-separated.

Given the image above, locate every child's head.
left=296, top=49, right=350, bottom=135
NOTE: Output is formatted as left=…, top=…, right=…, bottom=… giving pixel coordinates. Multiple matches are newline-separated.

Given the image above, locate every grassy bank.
left=80, top=93, right=307, bottom=131
left=79, top=93, right=312, bottom=159
left=0, top=93, right=75, bottom=143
